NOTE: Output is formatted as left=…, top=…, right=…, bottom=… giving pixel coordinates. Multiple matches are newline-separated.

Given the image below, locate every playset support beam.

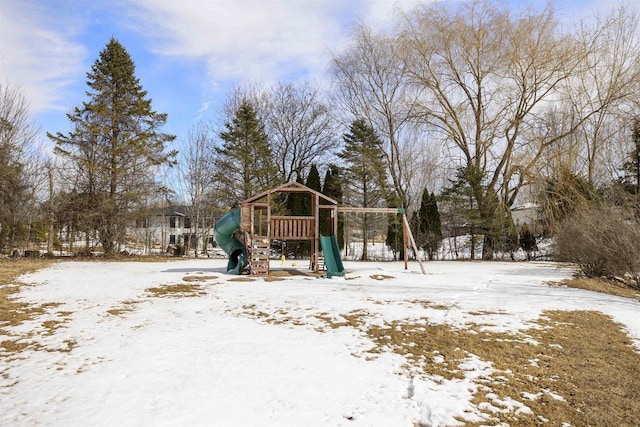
left=337, top=206, right=426, bottom=275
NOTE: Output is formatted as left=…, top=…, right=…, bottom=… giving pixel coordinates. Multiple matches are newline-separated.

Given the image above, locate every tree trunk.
left=482, top=234, right=495, bottom=261
left=362, top=213, right=368, bottom=261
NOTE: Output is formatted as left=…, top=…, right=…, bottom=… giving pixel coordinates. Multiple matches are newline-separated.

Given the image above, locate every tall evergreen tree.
left=287, top=173, right=307, bottom=216
left=418, top=189, right=442, bottom=260
left=339, top=119, right=388, bottom=260
left=519, top=223, right=537, bottom=261
left=416, top=189, right=429, bottom=251
left=321, top=165, right=344, bottom=247
left=440, top=167, right=483, bottom=259
left=291, top=165, right=322, bottom=256
left=304, top=164, right=322, bottom=216
left=213, top=99, right=278, bottom=205
left=306, top=164, right=322, bottom=193
left=385, top=192, right=403, bottom=260
left=48, top=38, right=176, bottom=254
left=499, top=213, right=519, bottom=259
left=287, top=173, right=307, bottom=257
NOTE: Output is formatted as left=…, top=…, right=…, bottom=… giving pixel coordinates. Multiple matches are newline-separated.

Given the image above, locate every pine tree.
left=289, top=165, right=320, bottom=256
left=48, top=38, right=176, bottom=254
left=322, top=165, right=343, bottom=203
left=304, top=164, right=322, bottom=216
left=306, top=164, right=322, bottom=193
left=519, top=223, right=537, bottom=261
left=409, top=210, right=420, bottom=260
left=287, top=173, right=307, bottom=257
left=417, top=189, right=429, bottom=252
left=288, top=173, right=307, bottom=216
left=340, top=119, right=388, bottom=260
left=412, top=190, right=442, bottom=261
left=321, top=165, right=344, bottom=247
left=499, top=213, right=519, bottom=260
left=419, top=190, right=442, bottom=260
left=214, top=99, right=278, bottom=205
left=385, top=192, right=403, bottom=260
left=440, top=167, right=483, bottom=259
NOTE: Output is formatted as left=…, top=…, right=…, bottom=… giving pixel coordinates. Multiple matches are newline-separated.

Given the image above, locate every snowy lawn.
left=1, top=259, right=639, bottom=426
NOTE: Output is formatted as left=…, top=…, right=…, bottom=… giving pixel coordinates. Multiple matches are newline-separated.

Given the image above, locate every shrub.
left=519, top=223, right=538, bottom=261
left=556, top=204, right=640, bottom=289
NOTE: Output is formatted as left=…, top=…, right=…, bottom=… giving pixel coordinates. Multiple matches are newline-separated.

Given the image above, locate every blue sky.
left=0, top=0, right=616, bottom=154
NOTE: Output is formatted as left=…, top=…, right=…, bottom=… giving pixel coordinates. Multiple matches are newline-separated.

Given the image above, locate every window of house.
left=169, top=234, right=176, bottom=244
left=135, top=218, right=148, bottom=228
left=184, top=217, right=191, bottom=228
left=169, top=216, right=177, bottom=228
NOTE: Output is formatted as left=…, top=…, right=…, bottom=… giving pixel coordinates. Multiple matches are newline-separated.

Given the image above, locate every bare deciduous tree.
left=566, top=5, right=640, bottom=186
left=331, top=24, right=430, bottom=210
left=0, top=82, right=41, bottom=254
left=265, top=81, right=336, bottom=182
left=177, top=123, right=218, bottom=257
left=397, top=1, right=606, bottom=258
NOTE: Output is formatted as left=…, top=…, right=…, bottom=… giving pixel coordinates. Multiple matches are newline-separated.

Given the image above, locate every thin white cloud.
left=125, top=0, right=422, bottom=87
left=0, top=0, right=86, bottom=113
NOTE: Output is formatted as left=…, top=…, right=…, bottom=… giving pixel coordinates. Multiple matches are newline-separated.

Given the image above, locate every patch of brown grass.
left=239, top=304, right=306, bottom=326
left=57, top=339, right=77, bottom=353
left=107, top=300, right=139, bottom=316
left=145, top=283, right=206, bottom=298
left=269, top=269, right=321, bottom=278
left=0, top=286, right=42, bottom=328
left=0, top=258, right=56, bottom=286
left=407, top=299, right=453, bottom=311
left=228, top=277, right=256, bottom=282
left=558, top=277, right=640, bottom=300
left=314, top=310, right=368, bottom=330
left=41, top=319, right=65, bottom=336
left=233, top=304, right=312, bottom=327
left=468, top=309, right=507, bottom=316
left=365, top=310, right=640, bottom=426
left=0, top=259, right=57, bottom=329
left=370, top=274, right=395, bottom=280
left=182, top=275, right=218, bottom=282
left=68, top=254, right=177, bottom=262
left=0, top=338, right=31, bottom=353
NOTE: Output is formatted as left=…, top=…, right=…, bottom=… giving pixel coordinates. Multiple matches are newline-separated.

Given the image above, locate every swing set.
left=236, top=181, right=426, bottom=276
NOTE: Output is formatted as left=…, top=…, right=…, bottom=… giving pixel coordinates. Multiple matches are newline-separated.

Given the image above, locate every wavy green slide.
left=213, top=208, right=248, bottom=274
left=320, top=234, right=345, bottom=278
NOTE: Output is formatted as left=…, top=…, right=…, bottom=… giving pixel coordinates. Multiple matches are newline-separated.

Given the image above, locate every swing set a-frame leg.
left=402, top=214, right=426, bottom=275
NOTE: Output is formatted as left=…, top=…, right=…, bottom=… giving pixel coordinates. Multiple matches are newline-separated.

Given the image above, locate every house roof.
left=240, top=181, right=338, bottom=206
left=143, top=205, right=189, bottom=217
left=163, top=205, right=189, bottom=216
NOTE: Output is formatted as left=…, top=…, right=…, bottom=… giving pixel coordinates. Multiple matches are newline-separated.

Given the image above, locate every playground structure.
left=213, top=182, right=425, bottom=276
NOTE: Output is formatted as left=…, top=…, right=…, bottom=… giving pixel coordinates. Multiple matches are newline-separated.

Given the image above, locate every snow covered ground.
left=2, top=259, right=639, bottom=426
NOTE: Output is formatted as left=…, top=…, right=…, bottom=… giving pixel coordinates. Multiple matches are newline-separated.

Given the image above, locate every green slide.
left=213, top=209, right=248, bottom=274
left=320, top=234, right=345, bottom=278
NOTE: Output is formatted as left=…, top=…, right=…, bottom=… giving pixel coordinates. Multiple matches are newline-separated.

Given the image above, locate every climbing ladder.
left=310, top=252, right=325, bottom=272
left=250, top=236, right=270, bottom=276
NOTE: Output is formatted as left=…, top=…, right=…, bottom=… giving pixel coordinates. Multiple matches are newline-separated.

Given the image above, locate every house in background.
left=511, top=202, right=539, bottom=231
left=129, top=205, right=216, bottom=254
